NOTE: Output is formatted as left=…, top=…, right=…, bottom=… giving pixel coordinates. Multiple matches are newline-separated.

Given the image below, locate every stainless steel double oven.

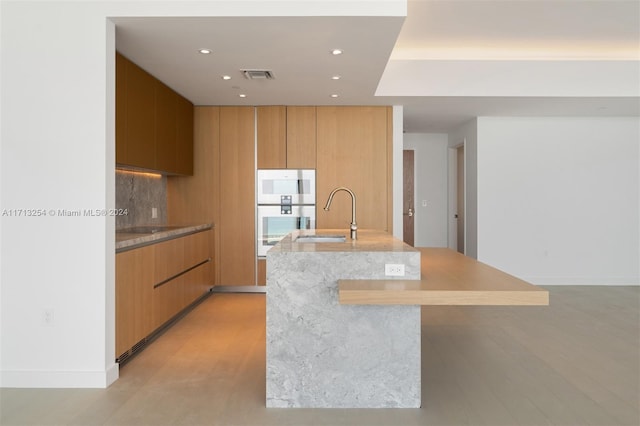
left=256, top=169, right=316, bottom=257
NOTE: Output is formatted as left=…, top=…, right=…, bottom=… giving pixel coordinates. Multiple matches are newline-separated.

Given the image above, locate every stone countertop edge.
left=270, top=228, right=418, bottom=254
left=115, top=223, right=213, bottom=253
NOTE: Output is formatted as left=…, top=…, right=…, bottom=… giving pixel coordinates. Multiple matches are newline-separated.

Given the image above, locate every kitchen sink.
left=294, top=235, right=346, bottom=243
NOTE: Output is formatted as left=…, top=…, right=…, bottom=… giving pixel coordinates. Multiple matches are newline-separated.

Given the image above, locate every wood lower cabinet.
left=116, top=229, right=213, bottom=360
left=184, top=230, right=212, bottom=303
left=115, top=245, right=154, bottom=358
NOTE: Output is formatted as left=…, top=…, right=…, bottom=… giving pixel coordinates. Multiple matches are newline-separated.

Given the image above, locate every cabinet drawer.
left=184, top=230, right=211, bottom=269
left=154, top=237, right=185, bottom=284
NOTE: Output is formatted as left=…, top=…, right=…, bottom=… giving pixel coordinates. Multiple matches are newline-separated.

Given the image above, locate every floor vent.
left=116, top=338, right=147, bottom=365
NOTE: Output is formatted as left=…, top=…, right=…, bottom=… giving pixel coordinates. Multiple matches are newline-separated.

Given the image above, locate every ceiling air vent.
left=242, top=69, right=275, bottom=80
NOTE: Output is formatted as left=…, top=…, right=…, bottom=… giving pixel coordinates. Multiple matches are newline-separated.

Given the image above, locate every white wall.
left=476, top=117, right=639, bottom=285
left=0, top=0, right=406, bottom=388
left=392, top=106, right=404, bottom=240
left=403, top=133, right=448, bottom=247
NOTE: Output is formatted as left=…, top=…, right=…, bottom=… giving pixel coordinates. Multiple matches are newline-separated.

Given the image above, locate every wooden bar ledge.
left=339, top=248, right=549, bottom=306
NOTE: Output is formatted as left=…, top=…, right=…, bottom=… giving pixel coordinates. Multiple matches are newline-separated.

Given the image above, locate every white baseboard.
left=0, top=363, right=119, bottom=388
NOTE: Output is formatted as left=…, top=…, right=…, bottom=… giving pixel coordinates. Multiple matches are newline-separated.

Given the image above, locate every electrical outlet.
left=151, top=207, right=158, bottom=219
left=385, top=263, right=405, bottom=277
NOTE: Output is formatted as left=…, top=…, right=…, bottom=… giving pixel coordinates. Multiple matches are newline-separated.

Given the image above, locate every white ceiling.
left=114, top=0, right=640, bottom=133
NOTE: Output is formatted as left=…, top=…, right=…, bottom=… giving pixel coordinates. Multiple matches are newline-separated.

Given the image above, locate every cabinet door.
left=116, top=245, right=154, bottom=358
left=115, top=53, right=127, bottom=165
left=152, top=275, right=184, bottom=329
left=286, top=106, right=317, bottom=169
left=257, top=106, right=286, bottom=169
left=183, top=230, right=212, bottom=302
left=175, top=95, right=194, bottom=175
left=125, top=58, right=156, bottom=170
left=257, top=258, right=266, bottom=286
left=155, top=81, right=177, bottom=173
left=184, top=230, right=211, bottom=269
left=182, top=261, right=212, bottom=306
left=154, top=237, right=185, bottom=284
left=316, top=106, right=390, bottom=231
left=153, top=237, right=185, bottom=327
left=219, top=106, right=256, bottom=285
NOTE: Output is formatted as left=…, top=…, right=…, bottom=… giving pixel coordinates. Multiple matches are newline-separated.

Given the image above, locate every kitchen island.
left=266, top=229, right=422, bottom=408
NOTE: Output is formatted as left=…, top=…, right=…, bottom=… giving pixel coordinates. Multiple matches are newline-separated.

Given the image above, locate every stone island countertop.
left=266, top=229, right=421, bottom=408
left=116, top=223, right=213, bottom=252
left=270, top=228, right=418, bottom=254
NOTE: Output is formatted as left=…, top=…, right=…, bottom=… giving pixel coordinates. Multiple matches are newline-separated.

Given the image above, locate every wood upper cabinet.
left=286, top=106, right=317, bottom=169
left=219, top=107, right=256, bottom=285
left=115, top=52, right=194, bottom=175
left=124, top=54, right=156, bottom=170
left=175, top=95, right=194, bottom=175
left=257, top=106, right=286, bottom=169
left=155, top=81, right=177, bottom=173
left=115, top=53, right=127, bottom=165
left=256, top=106, right=317, bottom=169
left=316, top=106, right=391, bottom=232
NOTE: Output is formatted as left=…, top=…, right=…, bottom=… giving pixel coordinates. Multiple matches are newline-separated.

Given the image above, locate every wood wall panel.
left=316, top=106, right=390, bottom=232
left=286, top=106, right=317, bottom=169
left=257, top=106, right=286, bottom=169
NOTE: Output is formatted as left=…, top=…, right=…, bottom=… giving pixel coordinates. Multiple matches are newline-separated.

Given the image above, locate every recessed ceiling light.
left=222, top=75, right=232, bottom=80
left=239, top=94, right=247, bottom=98
left=330, top=94, right=339, bottom=98
left=331, top=75, right=341, bottom=80
left=331, top=49, right=343, bottom=55
left=198, top=48, right=212, bottom=54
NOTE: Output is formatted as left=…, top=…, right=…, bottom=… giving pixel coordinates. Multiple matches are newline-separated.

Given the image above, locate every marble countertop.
left=116, top=223, right=213, bottom=252
left=270, top=229, right=417, bottom=254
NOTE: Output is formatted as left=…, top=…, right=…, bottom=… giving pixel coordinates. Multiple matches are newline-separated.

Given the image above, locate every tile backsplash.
left=115, top=170, right=167, bottom=229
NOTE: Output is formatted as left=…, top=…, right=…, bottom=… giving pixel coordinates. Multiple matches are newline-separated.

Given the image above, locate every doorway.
left=403, top=150, right=415, bottom=246
left=456, top=146, right=465, bottom=254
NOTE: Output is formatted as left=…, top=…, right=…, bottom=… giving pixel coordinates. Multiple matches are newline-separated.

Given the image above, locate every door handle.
left=403, top=208, right=414, bottom=217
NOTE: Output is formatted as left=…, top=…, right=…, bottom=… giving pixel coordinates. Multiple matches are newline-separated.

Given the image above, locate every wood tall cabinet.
left=169, top=106, right=256, bottom=287
left=316, top=106, right=392, bottom=232
left=219, top=107, right=256, bottom=285
left=116, top=52, right=194, bottom=175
